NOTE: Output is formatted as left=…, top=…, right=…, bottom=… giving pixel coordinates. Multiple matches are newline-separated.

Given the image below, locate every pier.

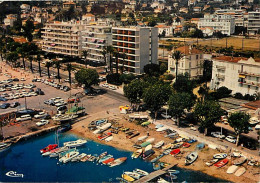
left=135, top=164, right=177, bottom=183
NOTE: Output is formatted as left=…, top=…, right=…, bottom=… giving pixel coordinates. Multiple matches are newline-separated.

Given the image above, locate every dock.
left=135, top=164, right=177, bottom=183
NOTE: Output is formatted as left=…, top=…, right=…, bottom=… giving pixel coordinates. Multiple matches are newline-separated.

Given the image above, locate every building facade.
left=216, top=9, right=248, bottom=27
left=198, top=14, right=235, bottom=35
left=112, top=27, right=158, bottom=74
left=210, top=56, right=260, bottom=95
left=247, top=11, right=260, bottom=35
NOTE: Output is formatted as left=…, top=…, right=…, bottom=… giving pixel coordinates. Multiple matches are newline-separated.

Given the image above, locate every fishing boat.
left=57, top=124, right=71, bottom=133
left=185, top=151, right=198, bottom=165
left=137, top=135, right=148, bottom=141
left=196, top=143, right=205, bottom=149
left=71, top=153, right=87, bottom=162
left=235, top=167, right=246, bottom=177
left=162, top=143, right=173, bottom=150
left=214, top=158, right=229, bottom=168
left=170, top=149, right=180, bottom=156
left=63, top=139, right=87, bottom=148
left=142, top=149, right=155, bottom=160
left=66, top=106, right=85, bottom=116
left=133, top=169, right=149, bottom=176
left=124, top=171, right=141, bottom=180
left=144, top=144, right=153, bottom=152
left=227, top=165, right=239, bottom=174
left=154, top=140, right=164, bottom=148
left=109, top=157, right=127, bottom=167
left=205, top=159, right=219, bottom=166
left=156, top=126, right=168, bottom=132
left=42, top=146, right=68, bottom=156
left=105, top=136, right=113, bottom=142
left=102, top=157, right=115, bottom=165
left=81, top=154, right=91, bottom=162
left=213, top=153, right=227, bottom=159
left=59, top=150, right=79, bottom=163
left=233, top=156, right=247, bottom=165
left=182, top=142, right=191, bottom=148
left=122, top=173, right=135, bottom=182
left=153, top=162, right=161, bottom=170
left=98, top=132, right=112, bottom=140
left=0, top=143, right=11, bottom=153
left=131, top=149, right=143, bottom=159
left=168, top=169, right=180, bottom=174
left=140, top=141, right=151, bottom=147
left=98, top=154, right=113, bottom=163
left=40, top=144, right=58, bottom=154
left=52, top=114, right=78, bottom=123
left=128, top=132, right=140, bottom=139
left=150, top=153, right=164, bottom=163
left=146, top=138, right=155, bottom=143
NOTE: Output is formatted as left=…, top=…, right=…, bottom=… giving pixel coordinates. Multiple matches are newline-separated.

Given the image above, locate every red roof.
left=214, top=56, right=247, bottom=63
left=13, top=37, right=27, bottom=43
left=242, top=100, right=260, bottom=110
left=176, top=46, right=202, bottom=55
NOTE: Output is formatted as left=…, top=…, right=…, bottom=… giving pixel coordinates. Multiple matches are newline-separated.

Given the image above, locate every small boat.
left=196, top=143, right=205, bottom=149
left=162, top=143, right=173, bottom=150
left=93, top=129, right=101, bottom=134
left=0, top=143, right=11, bottom=153
left=150, top=153, right=164, bottom=163
left=232, top=151, right=242, bottom=157
left=227, top=165, right=239, bottom=174
left=133, top=169, right=149, bottom=176
left=233, top=156, right=247, bottom=165
left=168, top=169, right=180, bottom=174
left=131, top=149, right=143, bottom=159
left=205, top=159, right=219, bottom=166
left=57, top=124, right=71, bottom=133
left=170, top=149, right=180, bottom=156
left=98, top=151, right=107, bottom=160
left=172, top=142, right=183, bottom=149
left=144, top=144, right=153, bottom=152
left=163, top=149, right=172, bottom=155
left=164, top=132, right=177, bottom=138
left=213, top=153, right=227, bottom=159
left=87, top=155, right=96, bottom=162
left=156, top=126, right=168, bottom=132
left=128, top=132, right=140, bottom=139
left=248, top=160, right=257, bottom=166
left=154, top=140, right=164, bottom=148
left=81, top=154, right=91, bottom=162
left=165, top=174, right=177, bottom=180
left=146, top=138, right=155, bottom=143
left=235, top=167, right=246, bottom=177
left=109, top=157, right=127, bottom=167
left=142, top=149, right=155, bottom=160
left=153, top=162, right=161, bottom=170
left=71, top=153, right=87, bottom=162
left=138, top=135, right=148, bottom=141
left=122, top=173, right=135, bottom=182
left=185, top=151, right=198, bottom=165
left=42, top=146, right=68, bottom=156
left=63, top=139, right=87, bottom=148
left=95, top=119, right=107, bottom=126
left=49, top=147, right=70, bottom=158
left=160, top=162, right=170, bottom=168
left=188, top=138, right=197, bottom=143
left=157, top=177, right=169, bottom=183
left=182, top=142, right=191, bottom=148
left=155, top=124, right=164, bottom=129
left=214, top=158, right=229, bottom=168
left=98, top=132, right=112, bottom=140
left=105, top=136, right=113, bottom=142
left=124, top=171, right=141, bottom=179
left=98, top=154, right=113, bottom=163
left=93, top=123, right=112, bottom=134
left=102, top=157, right=115, bottom=165
left=40, top=144, right=58, bottom=154
left=59, top=150, right=79, bottom=163
left=140, top=141, right=151, bottom=147
left=141, top=121, right=151, bottom=126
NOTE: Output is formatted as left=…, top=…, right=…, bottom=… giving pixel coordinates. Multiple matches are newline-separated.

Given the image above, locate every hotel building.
left=247, top=10, right=260, bottom=35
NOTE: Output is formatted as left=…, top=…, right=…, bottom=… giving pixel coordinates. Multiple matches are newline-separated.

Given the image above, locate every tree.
left=169, top=92, right=195, bottom=127
left=228, top=112, right=250, bottom=146
left=120, top=73, right=135, bottom=84
left=45, top=61, right=52, bottom=79
left=28, top=56, right=33, bottom=73
left=67, top=63, right=73, bottom=87
left=100, top=49, right=107, bottom=66
left=160, top=63, right=167, bottom=74
left=75, top=68, right=99, bottom=88
left=6, top=52, right=19, bottom=67
left=36, top=54, right=42, bottom=77
left=143, top=83, right=172, bottom=120
left=55, top=61, right=61, bottom=82
left=143, top=63, right=161, bottom=77
left=202, top=59, right=212, bottom=85
left=234, top=92, right=243, bottom=99
left=22, top=19, right=35, bottom=42
left=194, top=100, right=223, bottom=135
left=16, top=43, right=29, bottom=70
left=171, top=50, right=182, bottom=83
left=82, top=50, right=88, bottom=67
left=173, top=73, right=195, bottom=93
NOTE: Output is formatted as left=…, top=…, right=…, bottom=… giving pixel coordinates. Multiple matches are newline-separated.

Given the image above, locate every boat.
left=163, top=149, right=172, bottom=155
left=150, top=153, right=164, bottom=163
left=94, top=123, right=112, bottom=134
left=205, top=159, right=219, bottom=166
left=128, top=132, right=140, bottom=139
left=154, top=140, right=164, bottom=148
left=164, top=132, right=177, bottom=138
left=233, top=156, right=247, bottom=165
left=142, top=149, right=155, bottom=160
left=153, top=162, right=161, bottom=170
left=182, top=142, right=191, bottom=148
left=59, top=150, right=79, bottom=163
left=105, top=136, right=113, bottom=142
left=124, top=171, right=141, bottom=179
left=235, top=167, right=246, bottom=177
left=81, top=154, right=91, bottom=162
left=133, top=169, right=149, bottom=176
left=213, top=153, right=227, bottom=159
left=98, top=151, right=107, bottom=160
left=109, top=157, right=127, bottom=167
left=58, top=149, right=76, bottom=158
left=94, top=119, right=107, bottom=126
left=57, top=124, right=71, bottom=133
left=214, top=158, right=229, bottom=168
left=140, top=141, right=150, bottom=147
left=63, top=139, right=87, bottom=148
left=144, top=144, right=153, bottom=152
left=162, top=143, right=173, bottom=150
left=98, top=154, right=113, bottom=163
left=42, top=146, right=68, bottom=156
left=156, top=126, right=168, bottom=132
left=172, top=142, right=183, bottom=149
left=168, top=169, right=180, bottom=174
left=0, top=143, right=11, bottom=152
left=227, top=165, right=239, bottom=174
left=188, top=138, right=197, bottom=143
left=87, top=155, right=96, bottom=162
left=196, top=143, right=205, bottom=149
left=155, top=124, right=164, bottom=129
left=141, top=121, right=151, bottom=126
left=66, top=106, right=85, bottom=115
left=146, top=138, right=155, bottom=143
left=232, top=152, right=242, bottom=157
left=98, top=132, right=112, bottom=140
left=122, top=173, right=135, bottom=182
left=137, top=135, right=148, bottom=141
left=71, top=153, right=87, bottom=162
left=165, top=174, right=177, bottom=180
left=102, top=157, right=115, bottom=165
left=248, top=160, right=258, bottom=166
left=131, top=149, right=143, bottom=159
left=40, top=144, right=58, bottom=154
left=52, top=114, right=78, bottom=123
left=157, top=177, right=169, bottom=183
left=185, top=151, right=198, bottom=165
left=170, top=149, right=180, bottom=156
left=160, top=162, right=170, bottom=168
left=133, top=144, right=142, bottom=149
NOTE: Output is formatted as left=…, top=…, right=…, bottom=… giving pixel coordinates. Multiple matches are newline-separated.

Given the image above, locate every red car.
left=40, top=144, right=58, bottom=154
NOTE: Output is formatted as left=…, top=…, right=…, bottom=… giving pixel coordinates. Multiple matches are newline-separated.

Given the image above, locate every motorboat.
left=97, top=151, right=107, bottom=160
left=154, top=140, right=164, bottom=148
left=214, top=158, right=229, bottom=168
left=153, top=162, right=161, bottom=170
left=59, top=150, right=79, bottom=163
left=98, top=154, right=113, bottom=163
left=137, top=135, right=148, bottom=141
left=170, top=149, right=180, bottom=156
left=133, top=169, right=149, bottom=176
left=145, top=138, right=155, bottom=144
left=122, top=173, right=135, bottom=182
left=131, top=149, right=143, bottom=159
left=109, top=157, right=127, bottom=167
left=162, top=143, right=173, bottom=150
left=163, top=149, right=172, bottom=155
left=235, top=167, right=246, bottom=177
left=140, top=141, right=150, bottom=147
left=168, top=169, right=180, bottom=174
left=105, top=136, right=113, bottom=142
left=205, top=159, right=219, bottom=166
left=155, top=124, right=164, bottom=129
left=98, top=132, right=112, bottom=140
left=233, top=156, right=247, bottom=165
left=142, top=149, right=155, bottom=160
left=182, top=142, right=191, bottom=148
left=40, top=144, right=58, bottom=154
left=164, top=132, right=177, bottom=138
left=157, top=177, right=169, bottom=183
left=150, top=153, right=164, bottom=163
left=124, top=171, right=141, bottom=180
left=156, top=126, right=168, bottom=132
left=102, top=157, right=115, bottom=165
left=87, top=155, right=96, bottom=162
left=0, top=143, right=11, bottom=152
left=49, top=147, right=69, bottom=158
left=57, top=124, right=71, bottom=133
left=128, top=132, right=140, bottom=139
left=71, top=153, right=87, bottom=162
left=63, top=139, right=87, bottom=148
left=144, top=144, right=153, bottom=152
left=213, top=153, right=227, bottom=159
left=227, top=165, right=239, bottom=174
left=185, top=151, right=198, bottom=165
left=52, top=114, right=78, bottom=123
left=196, top=143, right=205, bottom=149
left=93, top=123, right=112, bottom=134
left=81, top=154, right=91, bottom=162
left=42, top=146, right=68, bottom=156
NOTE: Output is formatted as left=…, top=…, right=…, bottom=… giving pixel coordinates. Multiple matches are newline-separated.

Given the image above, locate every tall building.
left=198, top=14, right=235, bottom=36
left=216, top=9, right=248, bottom=27
left=210, top=56, right=260, bottom=95
left=248, top=10, right=260, bottom=35
left=81, top=26, right=112, bottom=64
left=112, top=27, right=158, bottom=74
left=41, top=21, right=85, bottom=57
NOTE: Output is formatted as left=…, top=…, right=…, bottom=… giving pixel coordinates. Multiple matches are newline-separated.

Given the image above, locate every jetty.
left=135, top=164, right=176, bottom=183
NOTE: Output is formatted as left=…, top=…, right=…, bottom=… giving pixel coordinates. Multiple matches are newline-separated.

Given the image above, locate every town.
left=0, top=0, right=259, bottom=182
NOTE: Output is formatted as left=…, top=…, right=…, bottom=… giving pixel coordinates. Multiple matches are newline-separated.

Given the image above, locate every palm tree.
left=28, top=56, right=33, bottom=73
left=172, top=50, right=182, bottom=83
left=121, top=52, right=126, bottom=74
left=113, top=49, right=119, bottom=74
left=66, top=63, right=72, bottom=87
left=45, top=61, right=52, bottom=79
left=36, top=54, right=42, bottom=77
left=82, top=50, right=88, bottom=67
left=106, top=46, right=114, bottom=73
left=55, top=61, right=61, bottom=83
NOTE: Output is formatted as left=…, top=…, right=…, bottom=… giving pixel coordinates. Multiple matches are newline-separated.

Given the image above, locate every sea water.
left=0, top=132, right=227, bottom=182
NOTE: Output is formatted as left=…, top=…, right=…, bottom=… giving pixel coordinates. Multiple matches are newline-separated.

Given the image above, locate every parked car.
left=0, top=103, right=10, bottom=109
left=16, top=114, right=32, bottom=122
left=225, top=136, right=236, bottom=143
left=57, top=106, right=67, bottom=114
left=10, top=102, right=20, bottom=108
left=211, top=132, right=225, bottom=139
left=0, top=97, right=8, bottom=101
left=13, top=78, right=19, bottom=81
left=36, top=120, right=49, bottom=127
left=34, top=112, right=49, bottom=119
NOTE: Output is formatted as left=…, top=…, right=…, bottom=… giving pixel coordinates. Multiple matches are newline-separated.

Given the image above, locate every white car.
left=36, top=120, right=49, bottom=127
left=29, top=92, right=37, bottom=96
left=0, top=88, right=6, bottom=92
left=55, top=102, right=66, bottom=107
left=225, top=136, right=236, bottom=143
left=16, top=114, right=32, bottom=122
left=109, top=86, right=116, bottom=90
left=211, top=132, right=225, bottom=139
left=34, top=112, right=48, bottom=119
left=20, top=78, right=26, bottom=81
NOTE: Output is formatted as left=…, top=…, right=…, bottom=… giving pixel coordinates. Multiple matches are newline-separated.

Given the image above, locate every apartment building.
left=210, top=56, right=260, bottom=95
left=198, top=14, right=235, bottom=35
left=216, top=9, right=248, bottom=27
left=41, top=21, right=85, bottom=57
left=81, top=26, right=112, bottom=63
left=112, top=27, right=158, bottom=74
left=168, top=46, right=204, bottom=78
left=248, top=10, right=260, bottom=35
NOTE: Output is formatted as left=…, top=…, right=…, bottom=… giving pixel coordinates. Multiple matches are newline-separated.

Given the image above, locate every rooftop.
left=242, top=100, right=260, bottom=110
left=175, top=46, right=202, bottom=55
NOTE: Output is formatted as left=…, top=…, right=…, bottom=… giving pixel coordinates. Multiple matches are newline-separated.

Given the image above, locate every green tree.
left=100, top=49, right=107, bottom=67
left=169, top=92, right=195, bottom=127
left=228, top=112, right=250, bottom=146
left=6, top=52, right=19, bottom=67
left=173, top=73, right=195, bottom=93
left=160, top=63, right=167, bottom=74
left=28, top=56, right=33, bottom=73
left=171, top=50, right=182, bottom=83
left=67, top=63, right=73, bottom=87
left=75, top=68, right=99, bottom=88
left=144, top=63, right=161, bottom=77
left=22, top=19, right=35, bottom=42
left=16, top=43, right=29, bottom=70
left=55, top=61, right=61, bottom=82
left=194, top=100, right=223, bottom=135
left=143, top=83, right=172, bottom=120
left=82, top=50, right=88, bottom=67
left=45, top=61, right=52, bottom=79
left=36, top=54, right=42, bottom=77
left=202, top=59, right=212, bottom=85
left=120, top=73, right=135, bottom=84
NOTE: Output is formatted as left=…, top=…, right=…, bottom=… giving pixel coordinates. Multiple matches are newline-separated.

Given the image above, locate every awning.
left=239, top=75, right=246, bottom=78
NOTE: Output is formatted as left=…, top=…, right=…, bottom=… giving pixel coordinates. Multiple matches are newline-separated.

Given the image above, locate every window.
left=196, top=55, right=199, bottom=59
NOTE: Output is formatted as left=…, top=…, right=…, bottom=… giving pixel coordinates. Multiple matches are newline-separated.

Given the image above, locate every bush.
left=119, top=73, right=136, bottom=84
left=106, top=73, right=121, bottom=85
left=244, top=94, right=255, bottom=101
left=234, top=92, right=243, bottom=99
left=164, top=74, right=174, bottom=81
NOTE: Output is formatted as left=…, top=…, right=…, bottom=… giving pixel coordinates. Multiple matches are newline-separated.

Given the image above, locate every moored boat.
left=235, top=167, right=246, bottom=177
left=168, top=169, right=180, bottom=174
left=40, top=144, right=58, bottom=154
left=102, top=157, right=115, bottom=165
left=42, top=146, right=67, bottom=156
left=131, top=149, right=143, bottom=159
left=0, top=143, right=11, bottom=153
left=109, top=157, right=127, bottom=167
left=150, top=153, right=164, bottom=163
left=233, top=156, right=247, bottom=165
left=157, top=177, right=169, bottom=183
left=133, top=169, right=149, bottom=176
left=98, top=154, right=113, bottom=163
left=170, top=149, right=180, bottom=156
left=122, top=173, right=135, bottom=182
left=63, top=139, right=87, bottom=148
left=185, top=151, right=198, bottom=165
left=57, top=124, right=71, bottom=133
left=144, top=144, right=153, bottom=152
left=124, top=171, right=141, bottom=180
left=154, top=140, right=164, bottom=148
left=214, top=158, right=229, bottom=168
left=153, top=162, right=161, bottom=170
left=137, top=135, right=148, bottom=141
left=205, top=159, right=219, bottom=166
left=98, top=151, right=107, bottom=160
left=81, top=154, right=91, bottom=162
left=142, top=149, right=155, bottom=160
left=213, top=153, right=227, bottom=159
left=59, top=150, right=79, bottom=163
left=49, top=147, right=69, bottom=158
left=71, top=153, right=87, bottom=162
left=227, top=165, right=239, bottom=174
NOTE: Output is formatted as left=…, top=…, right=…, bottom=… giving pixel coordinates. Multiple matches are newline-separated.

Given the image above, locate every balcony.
left=238, top=70, right=260, bottom=77
left=216, top=65, right=226, bottom=70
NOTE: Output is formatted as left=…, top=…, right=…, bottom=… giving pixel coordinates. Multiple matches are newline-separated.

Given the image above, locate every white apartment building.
left=41, top=21, right=85, bottom=57
left=81, top=26, right=112, bottom=63
left=168, top=46, right=204, bottom=78
left=198, top=14, right=235, bottom=36
left=112, top=27, right=158, bottom=74
left=155, top=24, right=173, bottom=36
left=216, top=9, right=248, bottom=27
left=248, top=11, right=260, bottom=35
left=210, top=56, right=260, bottom=95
